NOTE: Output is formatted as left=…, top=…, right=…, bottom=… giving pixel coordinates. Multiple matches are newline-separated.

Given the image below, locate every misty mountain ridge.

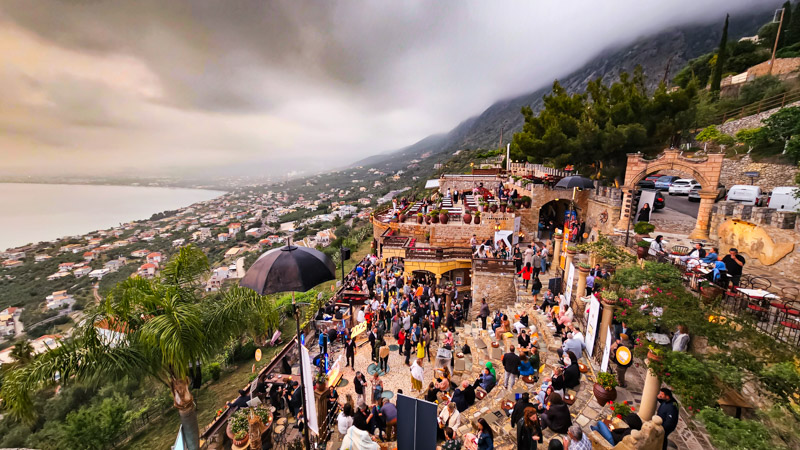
left=356, top=6, right=772, bottom=171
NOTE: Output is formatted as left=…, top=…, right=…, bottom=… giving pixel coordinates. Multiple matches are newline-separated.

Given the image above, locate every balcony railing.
left=405, top=247, right=473, bottom=260
left=472, top=258, right=516, bottom=273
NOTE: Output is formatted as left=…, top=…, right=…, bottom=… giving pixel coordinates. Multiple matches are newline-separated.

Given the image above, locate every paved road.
left=662, top=193, right=700, bottom=218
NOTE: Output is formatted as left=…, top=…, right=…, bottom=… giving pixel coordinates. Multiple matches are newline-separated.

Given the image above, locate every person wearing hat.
left=610, top=333, right=632, bottom=388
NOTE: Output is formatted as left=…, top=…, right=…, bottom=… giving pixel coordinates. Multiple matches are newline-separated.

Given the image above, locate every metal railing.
left=405, top=247, right=473, bottom=260
left=714, top=292, right=800, bottom=348
left=710, top=89, right=800, bottom=125
left=472, top=258, right=516, bottom=273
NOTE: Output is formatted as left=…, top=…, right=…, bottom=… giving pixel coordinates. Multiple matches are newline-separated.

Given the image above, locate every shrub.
left=633, top=221, right=655, bottom=235
left=610, top=401, right=633, bottom=417
left=596, top=371, right=618, bottom=390
left=698, top=408, right=773, bottom=450
left=636, top=240, right=651, bottom=248
left=209, top=362, right=222, bottom=382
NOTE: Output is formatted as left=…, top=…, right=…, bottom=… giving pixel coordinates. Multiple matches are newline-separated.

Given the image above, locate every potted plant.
left=462, top=210, right=472, bottom=224
left=636, top=240, right=651, bottom=259
left=521, top=196, right=532, bottom=208
left=417, top=212, right=424, bottom=224
left=578, top=262, right=592, bottom=273
left=610, top=401, right=634, bottom=419
left=430, top=210, right=440, bottom=224
left=425, top=213, right=432, bottom=224
left=633, top=221, right=655, bottom=237
left=439, top=210, right=450, bottom=224
left=227, top=409, right=250, bottom=447
left=479, top=201, right=487, bottom=213
left=593, top=371, right=618, bottom=405
left=566, top=245, right=578, bottom=255
left=490, top=203, right=498, bottom=213
left=499, top=202, right=507, bottom=213
left=314, top=371, right=328, bottom=393
left=398, top=211, right=407, bottom=222
left=473, top=211, right=481, bottom=225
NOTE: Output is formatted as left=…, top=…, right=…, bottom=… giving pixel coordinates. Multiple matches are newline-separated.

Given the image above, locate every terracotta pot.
left=523, top=200, right=531, bottom=208
left=578, top=266, right=591, bottom=273
left=417, top=215, right=424, bottom=224
left=227, top=422, right=249, bottom=447
left=499, top=204, right=507, bottom=213
left=490, top=204, right=498, bottom=213
left=474, top=215, right=481, bottom=225
left=637, top=245, right=647, bottom=259
left=398, top=214, right=406, bottom=223
left=439, top=213, right=449, bottom=224
left=462, top=213, right=472, bottom=224
left=647, top=350, right=662, bottom=362
left=593, top=382, right=618, bottom=405
left=425, top=216, right=431, bottom=224
left=430, top=214, right=439, bottom=224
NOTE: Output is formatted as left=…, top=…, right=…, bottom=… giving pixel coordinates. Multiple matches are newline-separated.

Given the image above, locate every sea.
left=0, top=183, right=226, bottom=252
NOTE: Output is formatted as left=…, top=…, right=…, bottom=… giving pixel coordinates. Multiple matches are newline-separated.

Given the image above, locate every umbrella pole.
left=294, top=291, right=312, bottom=450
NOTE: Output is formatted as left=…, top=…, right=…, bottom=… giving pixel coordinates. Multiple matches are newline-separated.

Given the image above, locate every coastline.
left=0, top=183, right=228, bottom=252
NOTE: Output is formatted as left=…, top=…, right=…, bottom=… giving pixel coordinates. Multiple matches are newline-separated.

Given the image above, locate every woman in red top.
left=397, top=329, right=406, bottom=355
left=517, top=262, right=533, bottom=289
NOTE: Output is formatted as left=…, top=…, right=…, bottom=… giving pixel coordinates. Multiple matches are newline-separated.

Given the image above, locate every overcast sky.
left=0, top=0, right=768, bottom=178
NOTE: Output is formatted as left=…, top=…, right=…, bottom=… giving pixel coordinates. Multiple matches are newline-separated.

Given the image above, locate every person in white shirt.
left=337, top=404, right=355, bottom=436
left=671, top=325, right=690, bottom=352
left=357, top=308, right=366, bottom=324
left=438, top=401, right=462, bottom=436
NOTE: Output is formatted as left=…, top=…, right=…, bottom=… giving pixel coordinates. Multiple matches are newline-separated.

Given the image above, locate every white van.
left=726, top=185, right=764, bottom=206
left=768, top=186, right=800, bottom=211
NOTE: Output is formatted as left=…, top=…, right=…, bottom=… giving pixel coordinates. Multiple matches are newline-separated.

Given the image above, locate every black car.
left=653, top=190, right=666, bottom=210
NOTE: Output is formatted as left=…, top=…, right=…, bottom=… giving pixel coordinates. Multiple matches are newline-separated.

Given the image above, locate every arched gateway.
left=616, top=149, right=725, bottom=240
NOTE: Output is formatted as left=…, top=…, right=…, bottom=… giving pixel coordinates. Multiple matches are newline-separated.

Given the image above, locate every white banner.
left=300, top=345, right=319, bottom=435
left=564, top=263, right=576, bottom=305
left=601, top=325, right=613, bottom=372
left=584, top=295, right=601, bottom=357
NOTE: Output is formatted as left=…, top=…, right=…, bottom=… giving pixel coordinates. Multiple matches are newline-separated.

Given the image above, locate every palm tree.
left=9, top=340, right=34, bottom=364
left=1, top=245, right=275, bottom=450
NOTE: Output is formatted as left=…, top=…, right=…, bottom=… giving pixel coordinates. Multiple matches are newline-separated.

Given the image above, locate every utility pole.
left=769, top=7, right=786, bottom=75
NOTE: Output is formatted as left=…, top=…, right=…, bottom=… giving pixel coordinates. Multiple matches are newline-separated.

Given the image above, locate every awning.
left=425, top=179, right=440, bottom=189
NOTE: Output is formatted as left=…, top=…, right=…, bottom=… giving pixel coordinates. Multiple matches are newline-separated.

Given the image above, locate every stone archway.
left=616, top=149, right=724, bottom=240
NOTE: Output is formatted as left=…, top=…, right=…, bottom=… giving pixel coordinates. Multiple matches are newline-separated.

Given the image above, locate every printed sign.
left=351, top=320, right=369, bottom=338
left=584, top=295, right=601, bottom=357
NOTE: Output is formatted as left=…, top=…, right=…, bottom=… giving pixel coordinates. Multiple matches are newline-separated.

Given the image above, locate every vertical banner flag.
left=300, top=345, right=319, bottom=435
left=564, top=263, right=576, bottom=306
left=601, top=325, right=613, bottom=372
left=584, top=294, right=601, bottom=357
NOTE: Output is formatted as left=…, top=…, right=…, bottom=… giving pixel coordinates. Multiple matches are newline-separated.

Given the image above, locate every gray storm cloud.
left=0, top=0, right=772, bottom=178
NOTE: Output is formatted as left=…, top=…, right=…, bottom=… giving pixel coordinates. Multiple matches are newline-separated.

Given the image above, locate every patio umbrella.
left=554, top=176, right=594, bottom=189
left=239, top=242, right=336, bottom=449
left=239, top=243, right=336, bottom=295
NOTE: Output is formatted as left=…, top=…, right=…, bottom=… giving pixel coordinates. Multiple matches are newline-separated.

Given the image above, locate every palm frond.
left=160, top=245, right=209, bottom=290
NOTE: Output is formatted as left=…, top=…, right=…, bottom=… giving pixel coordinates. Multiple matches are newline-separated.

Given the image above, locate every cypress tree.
left=710, top=14, right=729, bottom=92
left=778, top=1, right=792, bottom=49
left=787, top=1, right=800, bottom=47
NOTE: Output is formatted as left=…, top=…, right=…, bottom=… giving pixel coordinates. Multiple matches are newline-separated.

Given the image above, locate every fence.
left=710, top=89, right=800, bottom=125
left=405, top=247, right=472, bottom=260
left=472, top=258, right=516, bottom=273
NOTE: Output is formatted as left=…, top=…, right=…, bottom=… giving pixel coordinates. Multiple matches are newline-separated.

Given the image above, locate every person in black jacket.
left=657, top=388, right=679, bottom=450
left=502, top=346, right=522, bottom=390
left=516, top=406, right=543, bottom=450
left=459, top=380, right=476, bottom=408
left=345, top=336, right=356, bottom=368
left=541, top=393, right=572, bottom=434
left=510, top=392, right=534, bottom=429
left=227, top=389, right=250, bottom=409
left=451, top=384, right=468, bottom=412
left=354, top=372, right=366, bottom=406
left=563, top=352, right=581, bottom=389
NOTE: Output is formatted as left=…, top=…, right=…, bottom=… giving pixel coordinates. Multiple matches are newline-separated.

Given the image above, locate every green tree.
left=778, top=1, right=793, bottom=49
left=9, top=340, right=34, bottom=364
left=62, top=393, right=133, bottom=450
left=710, top=14, right=730, bottom=92
left=1, top=245, right=275, bottom=450
left=763, top=106, right=800, bottom=145
left=788, top=1, right=800, bottom=46
left=696, top=125, right=735, bottom=147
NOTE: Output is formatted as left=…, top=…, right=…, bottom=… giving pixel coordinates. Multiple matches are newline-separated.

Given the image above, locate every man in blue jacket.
left=656, top=388, right=679, bottom=450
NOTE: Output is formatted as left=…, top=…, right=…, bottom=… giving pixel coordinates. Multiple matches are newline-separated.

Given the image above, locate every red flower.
left=623, top=401, right=628, bottom=405
left=631, top=407, right=635, bottom=411
left=617, top=414, right=622, bottom=419
left=688, top=406, right=692, bottom=410
left=610, top=406, right=615, bottom=411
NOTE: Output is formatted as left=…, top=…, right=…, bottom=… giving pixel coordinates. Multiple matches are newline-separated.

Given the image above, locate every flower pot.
left=499, top=204, right=507, bottom=213
left=398, top=214, right=406, bottom=223
left=462, top=213, right=472, bottom=224
left=417, top=215, right=424, bottom=224
left=474, top=215, right=481, bottom=225
left=430, top=214, right=439, bottom=224
left=425, top=216, right=431, bottom=224
left=578, top=266, right=591, bottom=274
left=490, top=204, right=498, bottom=213
left=227, top=422, right=249, bottom=447
left=637, top=245, right=648, bottom=259
left=593, top=382, right=617, bottom=405
left=647, top=350, right=662, bottom=362
left=439, top=213, right=449, bottom=224
left=523, top=200, right=531, bottom=208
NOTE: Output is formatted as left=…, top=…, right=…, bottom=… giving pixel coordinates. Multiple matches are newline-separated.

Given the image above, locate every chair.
left=739, top=274, right=754, bottom=289
left=745, top=293, right=770, bottom=324
left=749, top=276, right=771, bottom=290
left=781, top=287, right=800, bottom=301
left=671, top=245, right=689, bottom=256
left=778, top=301, right=800, bottom=343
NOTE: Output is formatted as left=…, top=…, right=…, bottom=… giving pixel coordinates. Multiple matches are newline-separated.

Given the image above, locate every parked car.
left=725, top=185, right=766, bottom=206
left=655, top=175, right=680, bottom=190
left=644, top=174, right=663, bottom=183
left=668, top=179, right=700, bottom=195
left=767, top=186, right=800, bottom=211
left=653, top=190, right=666, bottom=210
left=688, top=184, right=727, bottom=202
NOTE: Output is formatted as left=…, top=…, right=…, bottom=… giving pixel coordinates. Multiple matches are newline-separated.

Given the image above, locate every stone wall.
left=718, top=155, right=799, bottom=192
left=439, top=175, right=502, bottom=193
left=589, top=415, right=665, bottom=450
left=717, top=100, right=800, bottom=137
left=371, top=212, right=519, bottom=248
left=471, top=271, right=517, bottom=319
left=586, top=187, right=623, bottom=238
left=710, top=202, right=800, bottom=284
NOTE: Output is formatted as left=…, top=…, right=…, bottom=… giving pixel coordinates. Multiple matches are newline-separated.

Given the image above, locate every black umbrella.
left=239, top=244, right=336, bottom=295
left=554, top=176, right=594, bottom=189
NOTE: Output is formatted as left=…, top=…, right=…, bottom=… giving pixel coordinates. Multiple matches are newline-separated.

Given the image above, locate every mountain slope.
left=362, top=7, right=772, bottom=171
